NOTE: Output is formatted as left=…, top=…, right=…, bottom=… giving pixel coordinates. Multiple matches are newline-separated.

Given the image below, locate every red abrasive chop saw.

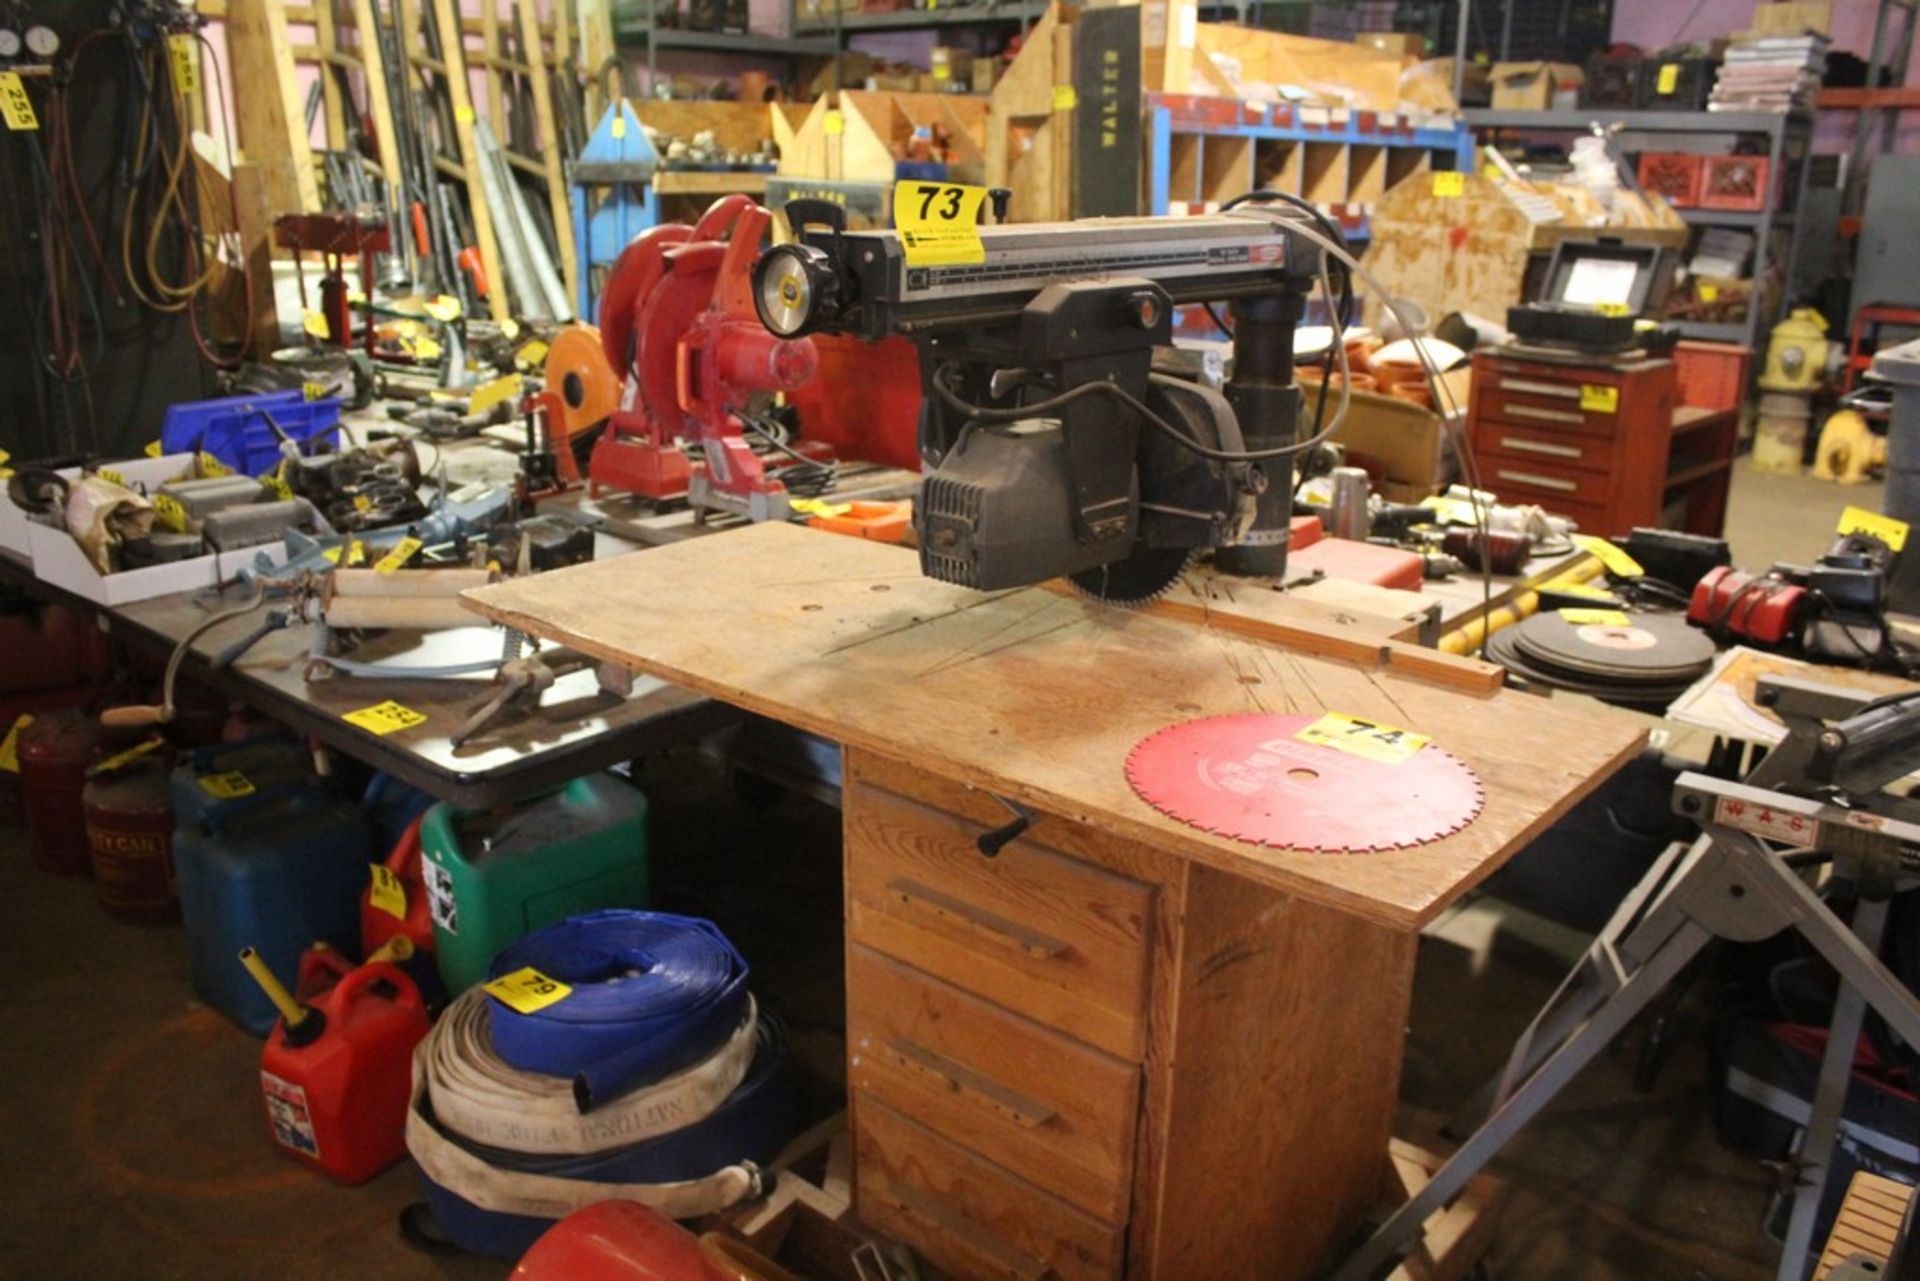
left=589, top=195, right=821, bottom=521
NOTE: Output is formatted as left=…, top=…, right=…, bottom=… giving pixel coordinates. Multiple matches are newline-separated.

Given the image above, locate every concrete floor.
left=0, top=459, right=1888, bottom=1280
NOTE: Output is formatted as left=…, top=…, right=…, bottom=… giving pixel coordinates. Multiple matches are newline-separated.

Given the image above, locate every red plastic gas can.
left=512, top=1202, right=727, bottom=1280
left=83, top=754, right=178, bottom=924
left=361, top=815, right=435, bottom=959
left=258, top=961, right=429, bottom=1184
left=20, top=709, right=105, bottom=876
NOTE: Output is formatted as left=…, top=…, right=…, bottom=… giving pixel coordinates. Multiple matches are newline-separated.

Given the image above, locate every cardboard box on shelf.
left=1426, top=57, right=1491, bottom=107
left=1356, top=31, right=1425, bottom=59
left=1745, top=2, right=1832, bottom=36
left=1490, top=61, right=1584, bottom=111
left=929, top=45, right=973, bottom=90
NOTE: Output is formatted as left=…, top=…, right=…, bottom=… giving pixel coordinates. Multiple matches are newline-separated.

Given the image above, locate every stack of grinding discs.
left=1484, top=610, right=1715, bottom=710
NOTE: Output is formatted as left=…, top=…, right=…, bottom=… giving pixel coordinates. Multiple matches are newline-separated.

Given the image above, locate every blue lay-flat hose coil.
left=485, top=910, right=751, bottom=1111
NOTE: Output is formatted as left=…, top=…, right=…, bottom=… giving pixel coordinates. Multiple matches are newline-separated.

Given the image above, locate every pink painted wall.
left=1611, top=0, right=1920, bottom=150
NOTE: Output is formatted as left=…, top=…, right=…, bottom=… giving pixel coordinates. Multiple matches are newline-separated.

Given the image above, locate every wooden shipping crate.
left=775, top=90, right=987, bottom=186
left=987, top=2, right=1142, bottom=222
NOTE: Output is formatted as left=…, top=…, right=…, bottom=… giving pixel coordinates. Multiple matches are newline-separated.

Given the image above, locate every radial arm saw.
left=750, top=201, right=1332, bottom=603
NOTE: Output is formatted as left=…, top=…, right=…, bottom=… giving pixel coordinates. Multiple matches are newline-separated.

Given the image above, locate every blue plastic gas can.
left=173, top=745, right=373, bottom=1036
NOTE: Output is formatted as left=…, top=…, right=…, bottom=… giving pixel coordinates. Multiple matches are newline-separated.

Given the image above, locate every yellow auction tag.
left=344, top=537, right=367, bottom=566
left=0, top=714, right=34, bottom=773
left=302, top=381, right=329, bottom=401
left=1572, top=533, right=1645, bottom=578
left=0, top=73, right=38, bottom=131
left=1295, top=711, right=1431, bottom=765
left=151, top=493, right=188, bottom=533
left=892, top=180, right=988, bottom=268
left=515, top=340, right=549, bottom=369
left=353, top=494, right=373, bottom=513
left=304, top=309, right=331, bottom=339
left=144, top=440, right=164, bottom=457
left=424, top=294, right=462, bottom=323
left=198, top=770, right=256, bottom=799
left=98, top=468, right=127, bottom=487
left=1656, top=62, right=1679, bottom=94
left=369, top=864, right=408, bottom=919
left=485, top=966, right=573, bottom=1014
left=170, top=34, right=200, bottom=93
left=468, top=372, right=522, bottom=417
left=1837, top=504, right=1909, bottom=552
left=1559, top=607, right=1631, bottom=627
left=197, top=451, right=232, bottom=478
left=373, top=535, right=423, bottom=574
left=1699, top=283, right=1720, bottom=302
left=790, top=498, right=852, bottom=518
left=1553, top=581, right=1617, bottom=601
left=343, top=699, right=427, bottom=735
left=932, top=63, right=950, bottom=81
left=263, top=468, right=293, bottom=501
left=90, top=737, right=164, bottom=775
left=822, top=110, right=844, bottom=136
left=1578, top=383, right=1619, bottom=414
left=1431, top=170, right=1466, bottom=199
left=1595, top=301, right=1630, bottom=317
left=1051, top=83, right=1077, bottom=110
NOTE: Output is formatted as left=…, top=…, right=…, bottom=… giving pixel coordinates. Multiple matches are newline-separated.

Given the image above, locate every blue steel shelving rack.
left=1145, top=93, right=1474, bottom=240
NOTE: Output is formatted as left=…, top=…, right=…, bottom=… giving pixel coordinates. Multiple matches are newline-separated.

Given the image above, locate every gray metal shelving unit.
left=1463, top=107, right=1812, bottom=350
left=617, top=9, right=838, bottom=89
left=793, top=1, right=1049, bottom=35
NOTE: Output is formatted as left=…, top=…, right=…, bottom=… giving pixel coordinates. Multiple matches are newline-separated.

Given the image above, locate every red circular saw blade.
left=1125, top=713, right=1484, bottom=853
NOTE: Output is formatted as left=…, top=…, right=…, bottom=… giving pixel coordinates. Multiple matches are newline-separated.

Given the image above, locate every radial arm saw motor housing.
left=751, top=203, right=1330, bottom=602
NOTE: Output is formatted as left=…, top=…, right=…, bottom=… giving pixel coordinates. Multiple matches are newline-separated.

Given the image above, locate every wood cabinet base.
left=844, top=748, right=1421, bottom=1280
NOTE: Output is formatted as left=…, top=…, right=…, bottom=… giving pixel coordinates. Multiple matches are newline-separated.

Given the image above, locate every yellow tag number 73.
left=914, top=183, right=966, bottom=221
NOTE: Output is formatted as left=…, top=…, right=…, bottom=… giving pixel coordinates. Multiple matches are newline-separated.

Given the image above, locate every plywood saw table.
left=464, top=521, right=1647, bottom=1281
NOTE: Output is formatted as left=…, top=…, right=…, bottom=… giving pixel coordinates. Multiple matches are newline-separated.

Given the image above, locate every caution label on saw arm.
left=892, top=181, right=989, bottom=268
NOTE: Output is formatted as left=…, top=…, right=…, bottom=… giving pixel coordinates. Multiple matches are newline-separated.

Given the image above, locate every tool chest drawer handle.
left=1497, top=436, right=1583, bottom=459
left=1495, top=468, right=1579, bottom=493
left=892, top=1184, right=1052, bottom=1281
left=1503, top=403, right=1587, bottom=425
left=1494, top=377, right=1580, bottom=399
left=886, top=877, right=1069, bottom=960
left=887, top=1037, right=1059, bottom=1130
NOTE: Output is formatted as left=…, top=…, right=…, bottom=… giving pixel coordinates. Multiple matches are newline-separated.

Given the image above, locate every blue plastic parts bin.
left=160, top=389, right=343, bottom=476
left=172, top=742, right=372, bottom=1036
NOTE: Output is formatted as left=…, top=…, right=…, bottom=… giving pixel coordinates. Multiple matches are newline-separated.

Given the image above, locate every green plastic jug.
left=421, top=773, right=650, bottom=993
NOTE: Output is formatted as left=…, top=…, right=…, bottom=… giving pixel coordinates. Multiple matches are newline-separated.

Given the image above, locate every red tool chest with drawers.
left=1467, top=346, right=1732, bottom=539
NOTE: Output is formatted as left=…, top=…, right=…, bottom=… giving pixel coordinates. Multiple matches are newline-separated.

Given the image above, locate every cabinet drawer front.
left=846, top=779, right=1153, bottom=1062
left=1477, top=383, right=1619, bottom=438
left=848, top=946, right=1139, bottom=1224
left=856, top=1094, right=1125, bottom=1281
left=1476, top=421, right=1615, bottom=473
left=1479, top=455, right=1613, bottom=507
